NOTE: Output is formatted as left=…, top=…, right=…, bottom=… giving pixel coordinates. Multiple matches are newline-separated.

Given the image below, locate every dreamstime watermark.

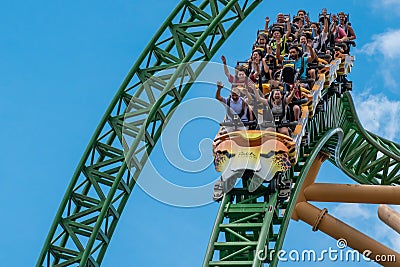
left=257, top=238, right=397, bottom=263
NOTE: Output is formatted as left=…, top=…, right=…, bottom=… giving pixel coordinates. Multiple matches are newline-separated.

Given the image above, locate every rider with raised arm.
left=215, top=82, right=254, bottom=127
left=221, top=55, right=251, bottom=88
left=330, top=14, right=347, bottom=43
left=252, top=81, right=299, bottom=136
left=247, top=49, right=270, bottom=84
left=313, top=14, right=330, bottom=55
left=269, top=16, right=292, bottom=56
left=276, top=43, right=317, bottom=81
left=264, top=13, right=289, bottom=34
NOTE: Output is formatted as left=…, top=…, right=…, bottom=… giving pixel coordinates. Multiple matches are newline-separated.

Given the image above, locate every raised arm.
left=253, top=84, right=268, bottom=105
left=240, top=86, right=253, bottom=102
left=307, top=43, right=317, bottom=63
left=261, top=58, right=270, bottom=74
left=322, top=16, right=329, bottom=34
left=233, top=87, right=254, bottom=121
left=221, top=55, right=231, bottom=79
left=216, top=81, right=224, bottom=102
left=264, top=17, right=270, bottom=32
left=276, top=39, right=284, bottom=61
left=305, top=14, right=311, bottom=27
left=286, top=81, right=299, bottom=104
left=284, top=17, right=291, bottom=38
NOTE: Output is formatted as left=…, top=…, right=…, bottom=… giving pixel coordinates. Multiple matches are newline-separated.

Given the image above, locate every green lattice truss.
left=37, top=1, right=263, bottom=266
left=37, top=1, right=400, bottom=267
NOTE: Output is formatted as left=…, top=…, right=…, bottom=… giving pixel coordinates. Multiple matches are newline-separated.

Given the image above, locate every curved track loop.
left=334, top=92, right=400, bottom=185
left=37, top=1, right=263, bottom=266
left=308, top=91, right=400, bottom=186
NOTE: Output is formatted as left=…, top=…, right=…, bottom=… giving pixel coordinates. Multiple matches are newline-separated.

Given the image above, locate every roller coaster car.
left=212, top=119, right=297, bottom=193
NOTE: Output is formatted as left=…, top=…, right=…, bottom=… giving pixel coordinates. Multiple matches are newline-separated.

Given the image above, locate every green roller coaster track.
left=37, top=1, right=400, bottom=266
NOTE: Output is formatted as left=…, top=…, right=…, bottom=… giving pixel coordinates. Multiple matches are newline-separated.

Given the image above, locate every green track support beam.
left=203, top=189, right=280, bottom=267
left=37, top=1, right=263, bottom=266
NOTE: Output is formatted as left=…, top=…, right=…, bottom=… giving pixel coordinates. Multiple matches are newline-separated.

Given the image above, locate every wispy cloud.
left=330, top=203, right=400, bottom=252
left=359, top=29, right=400, bottom=88
left=353, top=91, right=400, bottom=141
left=375, top=221, right=400, bottom=252
left=376, top=205, right=400, bottom=251
left=331, top=203, right=372, bottom=220
left=372, top=0, right=400, bottom=14
left=382, top=0, right=400, bottom=9
left=361, top=29, right=400, bottom=59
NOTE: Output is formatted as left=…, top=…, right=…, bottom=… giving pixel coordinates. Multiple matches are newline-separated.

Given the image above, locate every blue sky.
left=1, top=0, right=400, bottom=266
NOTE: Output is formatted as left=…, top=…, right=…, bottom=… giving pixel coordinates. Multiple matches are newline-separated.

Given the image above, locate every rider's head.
left=257, top=33, right=268, bottom=45
left=231, top=87, right=240, bottom=101
left=234, top=65, right=247, bottom=82
left=299, top=34, right=307, bottom=44
left=272, top=27, right=283, bottom=39
left=297, top=9, right=306, bottom=18
left=338, top=12, right=346, bottom=23
left=276, top=13, right=285, bottom=23
left=252, top=49, right=263, bottom=61
left=288, top=45, right=301, bottom=60
left=272, top=89, right=283, bottom=100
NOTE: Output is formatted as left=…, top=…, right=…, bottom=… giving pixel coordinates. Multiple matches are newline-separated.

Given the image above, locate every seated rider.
left=253, top=33, right=269, bottom=54
left=338, top=12, right=356, bottom=42
left=215, top=82, right=254, bottom=127
left=221, top=55, right=251, bottom=88
left=264, top=45, right=277, bottom=81
left=247, top=49, right=270, bottom=84
left=276, top=44, right=316, bottom=82
left=253, top=81, right=300, bottom=136
left=268, top=16, right=291, bottom=55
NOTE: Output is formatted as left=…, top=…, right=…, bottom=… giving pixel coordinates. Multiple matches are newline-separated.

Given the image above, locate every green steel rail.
left=202, top=89, right=400, bottom=266
left=37, top=1, right=263, bottom=266
left=333, top=93, right=400, bottom=185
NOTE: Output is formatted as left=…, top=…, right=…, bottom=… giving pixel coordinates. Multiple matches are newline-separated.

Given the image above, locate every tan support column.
left=291, top=151, right=330, bottom=220
left=304, top=183, right=400, bottom=204
left=378, top=204, right=400, bottom=234
left=295, top=202, right=399, bottom=266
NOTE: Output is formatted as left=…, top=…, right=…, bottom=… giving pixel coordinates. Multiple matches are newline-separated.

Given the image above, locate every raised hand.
left=221, top=55, right=227, bottom=65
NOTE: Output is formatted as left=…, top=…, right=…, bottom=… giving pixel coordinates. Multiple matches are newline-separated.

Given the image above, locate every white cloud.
left=372, top=0, right=400, bottom=14
left=382, top=70, right=397, bottom=89
left=382, top=0, right=400, bottom=8
left=331, top=203, right=372, bottom=220
left=331, top=203, right=400, bottom=252
left=353, top=91, right=400, bottom=141
left=359, top=29, right=400, bottom=88
left=361, top=29, right=400, bottom=59
left=375, top=221, right=400, bottom=252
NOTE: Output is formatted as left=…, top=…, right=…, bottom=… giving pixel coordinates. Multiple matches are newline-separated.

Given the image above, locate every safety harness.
left=267, top=92, right=287, bottom=124
left=226, top=96, right=246, bottom=121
